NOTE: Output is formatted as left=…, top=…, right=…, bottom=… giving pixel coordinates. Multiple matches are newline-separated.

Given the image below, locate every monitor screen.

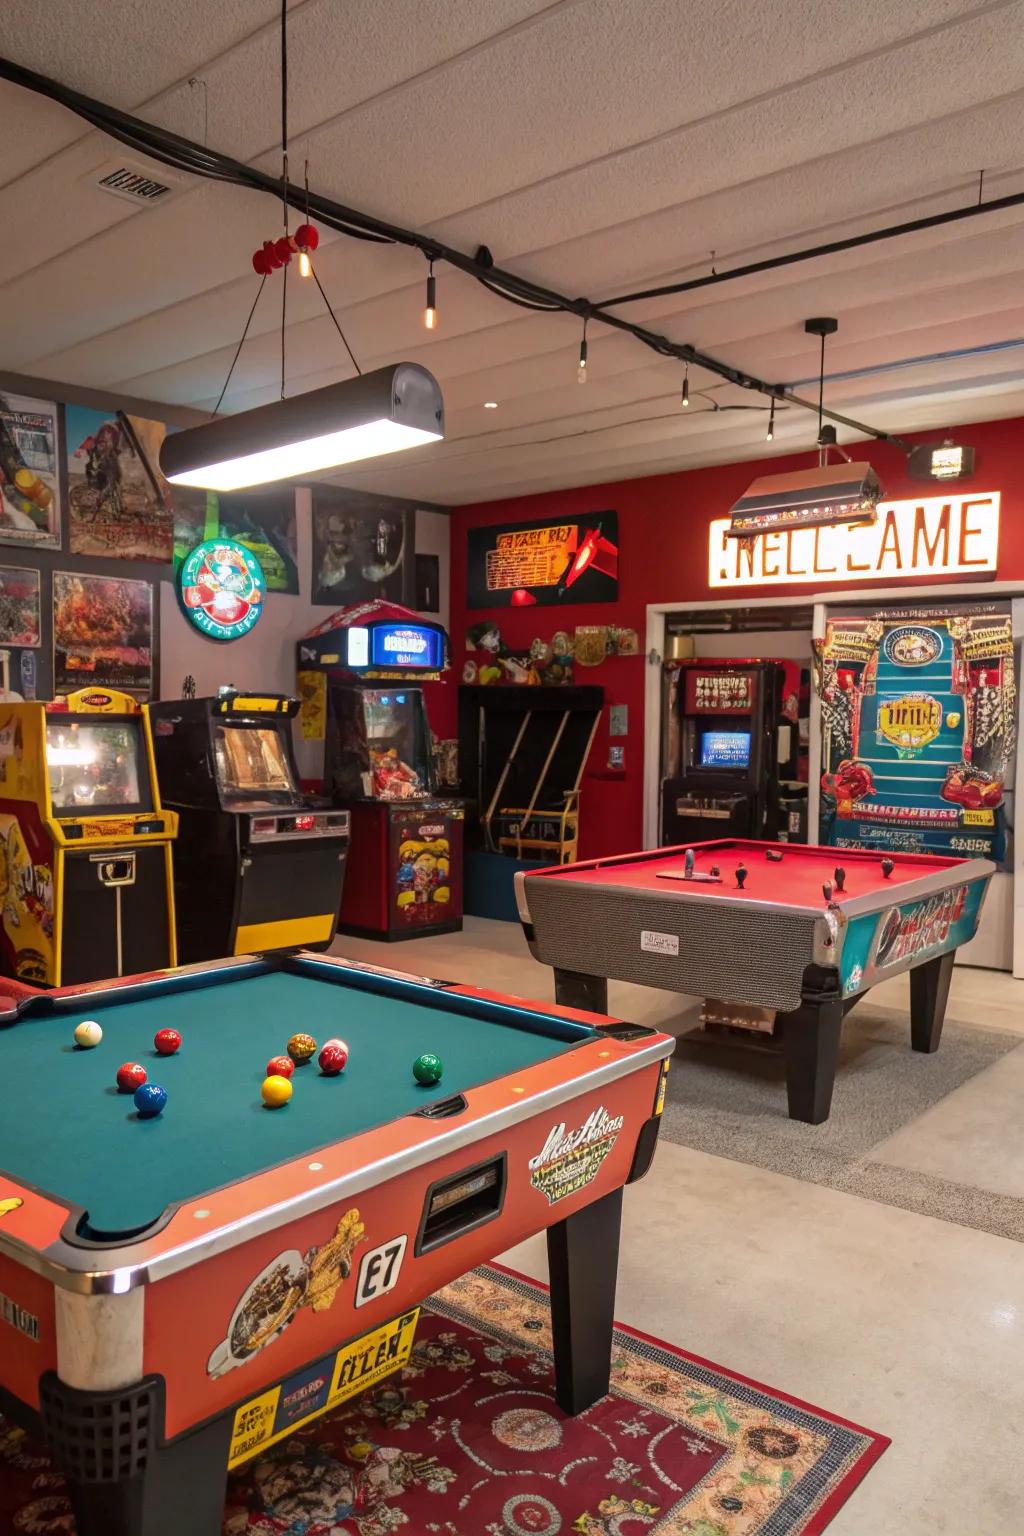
left=213, top=723, right=298, bottom=805
left=369, top=623, right=444, bottom=671
left=45, top=719, right=151, bottom=813
left=699, top=730, right=751, bottom=769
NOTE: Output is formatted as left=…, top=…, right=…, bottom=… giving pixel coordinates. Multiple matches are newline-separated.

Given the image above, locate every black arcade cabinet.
left=149, top=690, right=348, bottom=962
left=660, top=660, right=786, bottom=845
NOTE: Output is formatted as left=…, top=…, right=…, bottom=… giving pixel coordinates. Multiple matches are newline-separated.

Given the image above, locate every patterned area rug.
left=0, top=1265, right=887, bottom=1536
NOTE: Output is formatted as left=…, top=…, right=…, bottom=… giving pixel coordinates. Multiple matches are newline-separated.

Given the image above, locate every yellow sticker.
left=228, top=1387, right=280, bottom=1468
left=654, top=1061, right=670, bottom=1117
left=963, top=808, right=995, bottom=826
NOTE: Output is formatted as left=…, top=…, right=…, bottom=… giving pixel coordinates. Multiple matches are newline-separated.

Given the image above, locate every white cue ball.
left=74, top=1021, right=103, bottom=1049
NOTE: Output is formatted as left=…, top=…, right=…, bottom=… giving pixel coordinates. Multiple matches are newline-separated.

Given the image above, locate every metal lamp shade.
left=726, top=461, right=882, bottom=539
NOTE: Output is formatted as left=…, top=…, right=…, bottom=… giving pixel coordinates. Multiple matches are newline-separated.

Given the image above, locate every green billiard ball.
left=413, top=1052, right=443, bottom=1086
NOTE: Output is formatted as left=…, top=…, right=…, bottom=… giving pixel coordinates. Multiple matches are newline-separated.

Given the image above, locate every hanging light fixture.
left=161, top=363, right=444, bottom=490
left=681, top=366, right=690, bottom=407
left=577, top=317, right=588, bottom=382
left=424, top=260, right=437, bottom=330
left=726, top=319, right=882, bottom=539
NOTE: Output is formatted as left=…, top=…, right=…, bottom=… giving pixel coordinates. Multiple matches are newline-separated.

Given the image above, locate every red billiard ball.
left=116, top=1062, right=147, bottom=1094
left=318, top=1040, right=349, bottom=1076
left=267, top=1054, right=295, bottom=1079
left=154, top=1029, right=181, bottom=1056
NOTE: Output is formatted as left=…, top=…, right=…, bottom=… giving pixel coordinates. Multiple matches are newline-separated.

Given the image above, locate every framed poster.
left=173, top=487, right=298, bottom=594
left=0, top=393, right=61, bottom=548
left=818, top=604, right=1016, bottom=861
left=66, top=405, right=173, bottom=562
left=311, top=490, right=410, bottom=606
left=0, top=567, right=41, bottom=646
left=53, top=572, right=154, bottom=699
left=467, top=510, right=618, bottom=608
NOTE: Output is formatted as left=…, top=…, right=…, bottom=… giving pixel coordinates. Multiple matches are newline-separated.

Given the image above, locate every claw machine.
left=297, top=600, right=463, bottom=940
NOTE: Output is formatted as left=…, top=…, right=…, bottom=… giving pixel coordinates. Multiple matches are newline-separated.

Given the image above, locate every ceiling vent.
left=87, top=157, right=184, bottom=206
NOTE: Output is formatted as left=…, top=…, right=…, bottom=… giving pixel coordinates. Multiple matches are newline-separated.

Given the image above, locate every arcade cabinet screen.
left=699, top=730, right=751, bottom=769
left=45, top=720, right=148, bottom=812
left=214, top=724, right=297, bottom=806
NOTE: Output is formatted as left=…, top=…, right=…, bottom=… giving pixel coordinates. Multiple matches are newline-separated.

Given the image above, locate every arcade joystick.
left=735, top=863, right=748, bottom=890
left=881, top=858, right=894, bottom=879
left=822, top=880, right=833, bottom=903
left=684, top=848, right=695, bottom=879
left=709, top=865, right=720, bottom=878
left=834, top=867, right=846, bottom=892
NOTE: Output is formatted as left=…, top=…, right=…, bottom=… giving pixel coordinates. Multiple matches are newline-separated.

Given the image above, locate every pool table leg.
left=910, top=950, right=955, bottom=1053
left=781, top=998, right=844, bottom=1125
left=553, top=967, right=608, bottom=1016
left=547, top=1186, right=622, bottom=1415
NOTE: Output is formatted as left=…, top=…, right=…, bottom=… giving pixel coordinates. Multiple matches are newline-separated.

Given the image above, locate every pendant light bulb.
left=767, top=397, right=776, bottom=441
left=298, top=250, right=312, bottom=278
left=681, top=368, right=689, bottom=407
left=577, top=318, right=588, bottom=383
left=424, top=262, right=437, bottom=330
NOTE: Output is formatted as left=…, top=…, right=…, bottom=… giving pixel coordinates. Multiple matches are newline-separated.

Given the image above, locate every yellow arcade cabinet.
left=0, top=687, right=177, bottom=986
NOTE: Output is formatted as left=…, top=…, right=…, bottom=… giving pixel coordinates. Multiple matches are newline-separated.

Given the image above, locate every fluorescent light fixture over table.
left=160, top=362, right=444, bottom=491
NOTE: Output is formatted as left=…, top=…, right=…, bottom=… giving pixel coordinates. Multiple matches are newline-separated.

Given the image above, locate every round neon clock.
left=179, top=539, right=266, bottom=641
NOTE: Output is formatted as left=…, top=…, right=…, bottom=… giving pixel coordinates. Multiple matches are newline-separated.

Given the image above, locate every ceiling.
left=1, top=0, right=1023, bottom=506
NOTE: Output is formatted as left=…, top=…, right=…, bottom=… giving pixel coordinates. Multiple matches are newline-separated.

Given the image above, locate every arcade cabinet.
left=0, top=687, right=177, bottom=986
left=660, top=660, right=787, bottom=845
left=297, top=601, right=464, bottom=941
left=149, top=691, right=349, bottom=963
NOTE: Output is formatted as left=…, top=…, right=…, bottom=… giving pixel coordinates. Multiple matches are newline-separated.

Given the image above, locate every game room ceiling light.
left=160, top=363, right=445, bottom=491
left=725, top=459, right=884, bottom=540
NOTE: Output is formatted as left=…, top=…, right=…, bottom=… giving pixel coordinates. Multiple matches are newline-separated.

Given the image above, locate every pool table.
left=517, top=838, right=993, bottom=1124
left=0, top=952, right=673, bottom=1536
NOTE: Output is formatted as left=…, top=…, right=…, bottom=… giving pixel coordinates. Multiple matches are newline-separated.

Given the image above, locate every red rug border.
left=483, top=1259, right=890, bottom=1536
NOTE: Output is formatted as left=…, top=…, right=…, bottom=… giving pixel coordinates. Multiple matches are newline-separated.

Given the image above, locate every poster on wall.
left=0, top=568, right=41, bottom=647
left=311, top=490, right=411, bottom=606
left=466, top=510, right=619, bottom=608
left=817, top=604, right=1016, bottom=861
left=0, top=393, right=61, bottom=549
left=52, top=572, right=154, bottom=699
left=173, top=487, right=298, bottom=594
left=66, top=405, right=174, bottom=562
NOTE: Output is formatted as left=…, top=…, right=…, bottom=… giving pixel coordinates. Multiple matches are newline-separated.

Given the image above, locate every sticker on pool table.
left=840, top=879, right=984, bottom=995
left=0, top=1197, right=23, bottom=1220
left=529, top=1106, right=624, bottom=1204
left=355, top=1235, right=408, bottom=1309
left=0, top=1289, right=38, bottom=1342
left=640, top=930, right=679, bottom=957
left=227, top=1309, right=420, bottom=1468
left=208, top=1208, right=367, bottom=1377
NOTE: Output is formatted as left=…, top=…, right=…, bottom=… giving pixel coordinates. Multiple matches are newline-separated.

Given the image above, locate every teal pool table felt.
left=0, top=966, right=591, bottom=1240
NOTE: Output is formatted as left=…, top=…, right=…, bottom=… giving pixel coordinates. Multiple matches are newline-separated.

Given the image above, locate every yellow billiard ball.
left=261, top=1074, right=293, bottom=1109
left=74, top=1021, right=103, bottom=1049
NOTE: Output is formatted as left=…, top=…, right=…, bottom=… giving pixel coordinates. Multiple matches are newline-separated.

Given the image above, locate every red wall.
left=447, top=415, right=1024, bottom=859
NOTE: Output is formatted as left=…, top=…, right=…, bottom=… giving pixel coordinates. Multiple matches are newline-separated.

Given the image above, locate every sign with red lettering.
left=709, top=493, right=999, bottom=588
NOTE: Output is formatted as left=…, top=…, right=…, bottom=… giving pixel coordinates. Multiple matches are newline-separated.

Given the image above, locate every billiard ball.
left=287, top=1033, right=317, bottom=1065
left=262, top=1074, right=293, bottom=1108
left=267, top=1054, right=295, bottom=1079
left=154, top=1028, right=181, bottom=1056
left=134, top=1083, right=167, bottom=1118
left=318, top=1041, right=349, bottom=1076
left=74, top=1021, right=102, bottom=1049
left=413, top=1052, right=443, bottom=1086
left=116, top=1062, right=147, bottom=1093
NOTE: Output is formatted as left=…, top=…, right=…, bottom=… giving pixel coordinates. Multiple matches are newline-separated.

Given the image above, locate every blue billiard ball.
left=134, top=1083, right=167, bottom=1119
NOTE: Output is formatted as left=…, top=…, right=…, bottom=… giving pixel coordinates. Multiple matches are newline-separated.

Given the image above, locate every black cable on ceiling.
left=11, top=50, right=1013, bottom=450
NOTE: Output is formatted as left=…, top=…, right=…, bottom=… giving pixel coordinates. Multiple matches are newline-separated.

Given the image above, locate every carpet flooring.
left=0, top=1265, right=888, bottom=1536
left=661, top=1005, right=1024, bottom=1242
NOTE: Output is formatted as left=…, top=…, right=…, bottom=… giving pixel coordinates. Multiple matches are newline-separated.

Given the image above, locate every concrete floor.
left=330, top=918, right=1024, bottom=1535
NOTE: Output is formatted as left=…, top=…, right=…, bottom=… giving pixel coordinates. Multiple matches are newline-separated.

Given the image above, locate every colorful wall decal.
left=53, top=571, right=154, bottom=699
left=0, top=568, right=41, bottom=647
left=179, top=539, right=266, bottom=641
left=467, top=511, right=618, bottom=608
left=66, top=405, right=174, bottom=562
left=0, top=394, right=61, bottom=549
